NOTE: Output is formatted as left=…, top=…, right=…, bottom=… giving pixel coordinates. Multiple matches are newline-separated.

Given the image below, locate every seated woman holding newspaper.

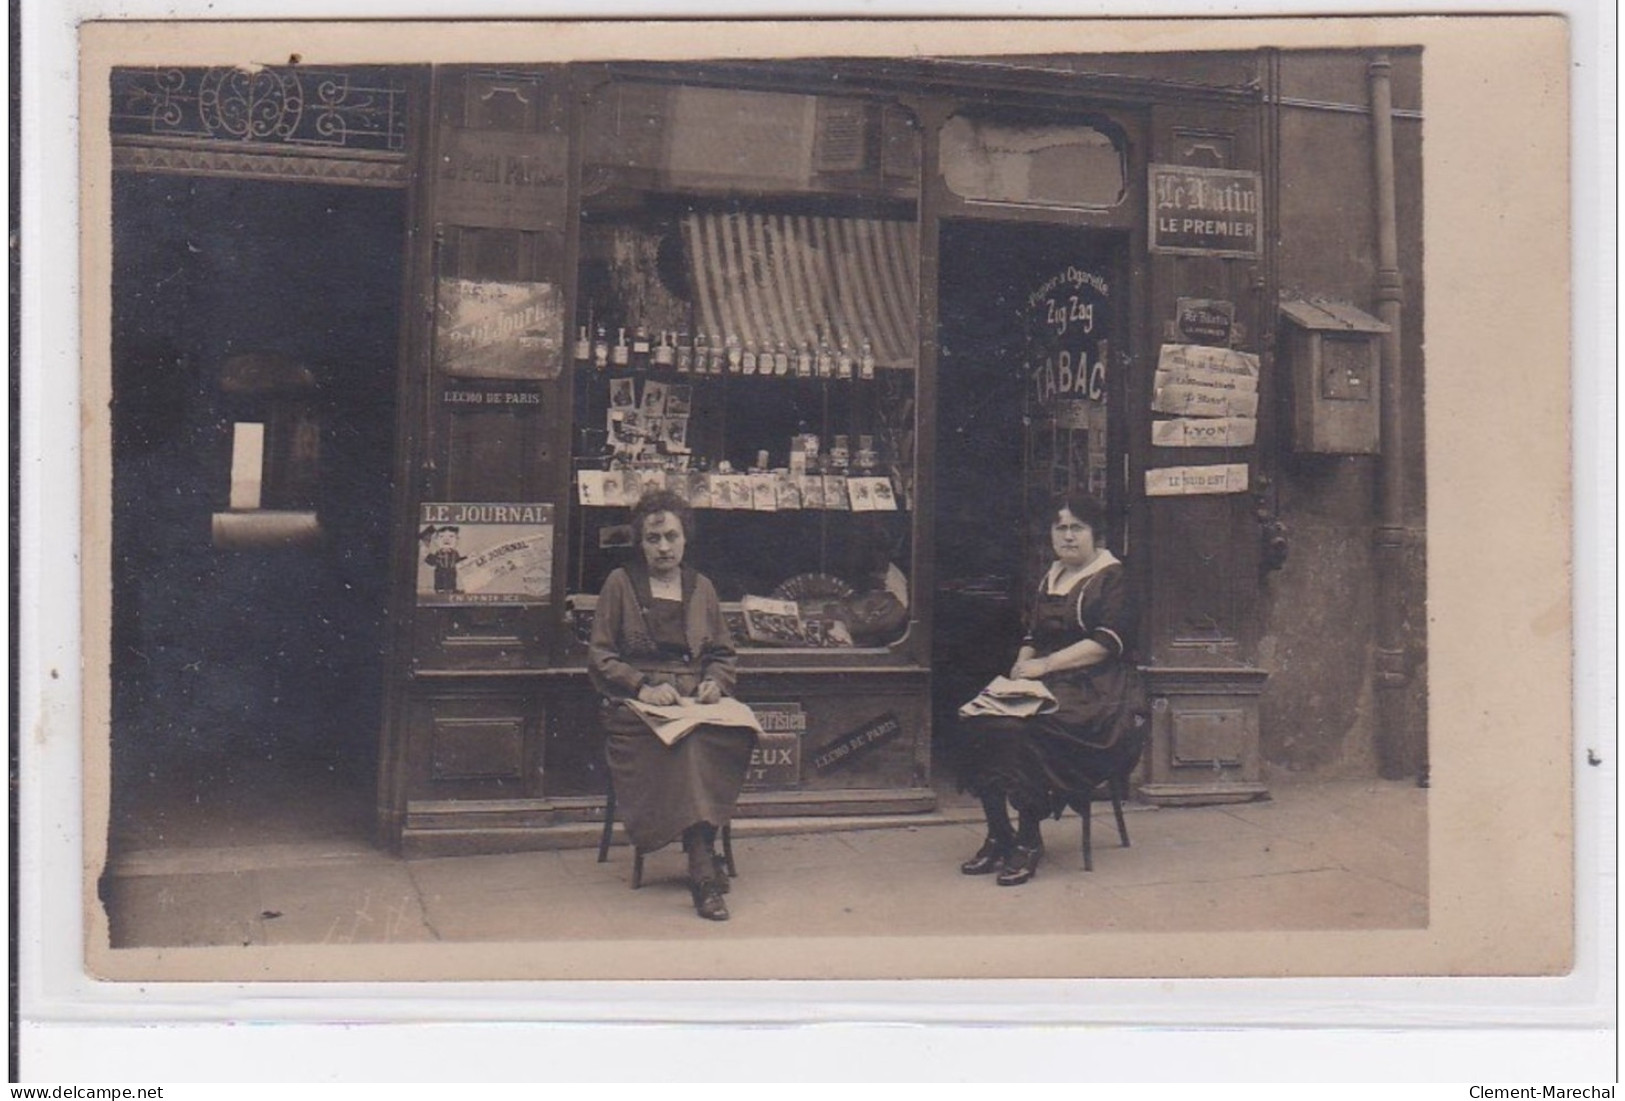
left=589, top=489, right=758, bottom=921
left=955, top=492, right=1148, bottom=887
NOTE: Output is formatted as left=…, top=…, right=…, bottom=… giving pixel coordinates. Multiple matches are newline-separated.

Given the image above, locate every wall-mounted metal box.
left=1280, top=298, right=1389, bottom=454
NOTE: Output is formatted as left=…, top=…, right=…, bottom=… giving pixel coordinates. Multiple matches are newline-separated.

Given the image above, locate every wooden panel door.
left=412, top=66, right=579, bottom=674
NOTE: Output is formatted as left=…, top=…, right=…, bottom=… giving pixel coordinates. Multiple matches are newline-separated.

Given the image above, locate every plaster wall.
left=1261, top=50, right=1426, bottom=780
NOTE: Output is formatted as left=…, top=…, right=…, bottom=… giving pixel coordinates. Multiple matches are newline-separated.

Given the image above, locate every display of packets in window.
left=578, top=470, right=898, bottom=511
left=605, top=377, right=693, bottom=417
left=607, top=379, right=694, bottom=457
left=607, top=409, right=690, bottom=455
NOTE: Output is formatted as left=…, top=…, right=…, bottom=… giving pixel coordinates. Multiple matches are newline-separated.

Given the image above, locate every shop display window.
left=558, top=80, right=924, bottom=656
left=565, top=185, right=920, bottom=653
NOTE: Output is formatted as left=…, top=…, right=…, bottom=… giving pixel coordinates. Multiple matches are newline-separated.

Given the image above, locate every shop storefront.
left=107, top=49, right=1426, bottom=856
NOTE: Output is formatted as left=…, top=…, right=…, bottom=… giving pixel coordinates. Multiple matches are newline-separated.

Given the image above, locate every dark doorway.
left=109, top=174, right=405, bottom=856
left=932, top=219, right=1126, bottom=750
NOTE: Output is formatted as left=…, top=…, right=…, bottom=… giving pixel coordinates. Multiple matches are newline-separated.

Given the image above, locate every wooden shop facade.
left=107, top=49, right=1426, bottom=855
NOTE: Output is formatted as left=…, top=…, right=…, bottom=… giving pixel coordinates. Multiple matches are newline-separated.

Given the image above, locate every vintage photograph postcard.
left=66, top=15, right=1576, bottom=986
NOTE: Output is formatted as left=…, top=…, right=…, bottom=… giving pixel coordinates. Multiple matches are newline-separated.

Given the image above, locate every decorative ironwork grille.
left=111, top=66, right=410, bottom=153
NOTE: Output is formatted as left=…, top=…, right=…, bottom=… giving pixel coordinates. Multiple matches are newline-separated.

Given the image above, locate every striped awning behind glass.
left=682, top=213, right=919, bottom=369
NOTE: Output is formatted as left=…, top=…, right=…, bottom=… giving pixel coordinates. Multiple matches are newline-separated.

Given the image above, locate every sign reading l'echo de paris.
left=1149, top=165, right=1263, bottom=259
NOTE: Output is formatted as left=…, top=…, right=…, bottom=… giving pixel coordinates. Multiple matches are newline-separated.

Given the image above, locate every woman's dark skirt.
left=606, top=724, right=757, bottom=853
left=956, top=667, right=1148, bottom=818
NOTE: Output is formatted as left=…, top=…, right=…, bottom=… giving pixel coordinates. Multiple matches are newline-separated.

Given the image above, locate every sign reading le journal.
left=1150, top=165, right=1262, bottom=258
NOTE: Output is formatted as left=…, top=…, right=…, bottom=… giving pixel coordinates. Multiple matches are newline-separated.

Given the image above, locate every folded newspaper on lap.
left=957, top=676, right=1059, bottom=719
left=625, top=697, right=766, bottom=746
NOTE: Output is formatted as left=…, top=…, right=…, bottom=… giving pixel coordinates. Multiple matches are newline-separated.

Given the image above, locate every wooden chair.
left=597, top=750, right=737, bottom=889
left=1068, top=771, right=1134, bottom=872
left=1065, top=709, right=1148, bottom=871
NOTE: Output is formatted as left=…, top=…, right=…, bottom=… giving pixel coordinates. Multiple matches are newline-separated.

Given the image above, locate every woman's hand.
left=1011, top=657, right=1049, bottom=680
left=693, top=679, right=722, bottom=704
left=637, top=682, right=681, bottom=706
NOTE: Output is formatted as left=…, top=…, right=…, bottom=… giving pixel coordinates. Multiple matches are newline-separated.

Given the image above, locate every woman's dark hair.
left=1049, top=491, right=1108, bottom=541
left=630, top=489, right=694, bottom=542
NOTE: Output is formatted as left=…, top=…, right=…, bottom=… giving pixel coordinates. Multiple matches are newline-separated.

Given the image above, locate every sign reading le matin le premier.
left=1150, top=165, right=1262, bottom=257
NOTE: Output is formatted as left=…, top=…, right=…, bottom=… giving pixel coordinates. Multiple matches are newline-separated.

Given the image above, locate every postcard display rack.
left=392, top=69, right=934, bottom=853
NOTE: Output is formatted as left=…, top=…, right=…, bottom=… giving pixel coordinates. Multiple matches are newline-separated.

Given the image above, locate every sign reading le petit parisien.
left=1150, top=165, right=1262, bottom=258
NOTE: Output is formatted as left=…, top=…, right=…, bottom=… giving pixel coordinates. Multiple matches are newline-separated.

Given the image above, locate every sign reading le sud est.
left=1150, top=165, right=1262, bottom=258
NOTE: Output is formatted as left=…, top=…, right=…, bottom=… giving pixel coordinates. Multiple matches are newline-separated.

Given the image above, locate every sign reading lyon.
left=1150, top=165, right=1262, bottom=258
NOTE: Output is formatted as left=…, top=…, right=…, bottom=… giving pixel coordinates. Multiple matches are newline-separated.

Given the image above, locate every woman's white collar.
left=1045, top=549, right=1120, bottom=592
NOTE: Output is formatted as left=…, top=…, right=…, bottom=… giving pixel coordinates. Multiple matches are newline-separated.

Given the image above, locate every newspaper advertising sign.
left=1144, top=463, right=1251, bottom=497
left=1150, top=164, right=1262, bottom=257
left=437, top=127, right=568, bottom=232
left=435, top=278, right=563, bottom=380
left=743, top=702, right=805, bottom=789
left=441, top=379, right=543, bottom=408
left=1175, top=297, right=1236, bottom=346
left=1154, top=343, right=1261, bottom=388
left=1151, top=343, right=1263, bottom=436
left=417, top=502, right=555, bottom=606
left=1151, top=416, right=1258, bottom=448
left=811, top=711, right=904, bottom=774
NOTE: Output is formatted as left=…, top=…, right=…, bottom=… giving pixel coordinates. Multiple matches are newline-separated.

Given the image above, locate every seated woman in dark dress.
left=588, top=490, right=756, bottom=921
left=956, top=492, right=1148, bottom=886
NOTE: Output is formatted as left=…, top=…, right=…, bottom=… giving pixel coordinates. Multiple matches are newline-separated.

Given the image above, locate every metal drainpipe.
left=1368, top=52, right=1414, bottom=780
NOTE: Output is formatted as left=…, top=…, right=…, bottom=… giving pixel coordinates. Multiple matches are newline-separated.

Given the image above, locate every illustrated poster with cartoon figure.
left=417, top=502, right=554, bottom=606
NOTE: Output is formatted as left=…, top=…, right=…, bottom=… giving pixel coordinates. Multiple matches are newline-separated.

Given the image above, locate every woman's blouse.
left=1024, top=550, right=1132, bottom=665
left=644, top=597, right=690, bottom=658
left=588, top=564, right=738, bottom=701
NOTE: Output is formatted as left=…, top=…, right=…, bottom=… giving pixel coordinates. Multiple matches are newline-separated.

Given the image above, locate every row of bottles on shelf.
left=574, top=323, right=879, bottom=380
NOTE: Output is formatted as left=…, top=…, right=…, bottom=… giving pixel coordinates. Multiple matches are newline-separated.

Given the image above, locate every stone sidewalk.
left=102, top=778, right=1426, bottom=949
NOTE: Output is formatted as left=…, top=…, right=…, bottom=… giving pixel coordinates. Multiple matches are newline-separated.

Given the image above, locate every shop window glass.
left=940, top=114, right=1125, bottom=209
left=583, top=82, right=919, bottom=198
left=566, top=207, right=918, bottom=654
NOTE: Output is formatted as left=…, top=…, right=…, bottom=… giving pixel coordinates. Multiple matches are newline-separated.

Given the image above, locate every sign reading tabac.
left=1025, top=264, right=1111, bottom=407
left=417, top=502, right=555, bottom=606
left=1150, top=165, right=1262, bottom=258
